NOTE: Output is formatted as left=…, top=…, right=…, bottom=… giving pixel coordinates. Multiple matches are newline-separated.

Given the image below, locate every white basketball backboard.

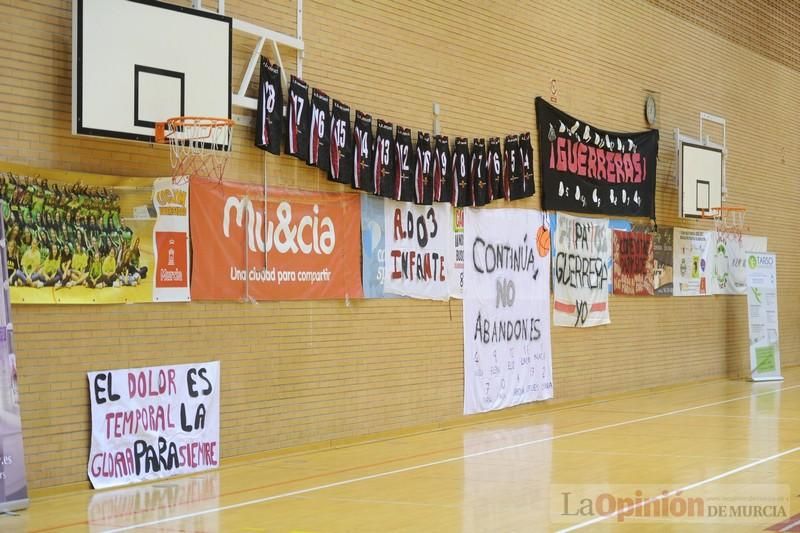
left=73, top=0, right=232, bottom=144
left=680, top=143, right=723, bottom=218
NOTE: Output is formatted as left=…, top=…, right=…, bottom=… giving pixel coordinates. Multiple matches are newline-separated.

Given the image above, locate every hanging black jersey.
left=511, top=131, right=535, bottom=200
left=328, top=100, right=353, bottom=185
left=394, top=126, right=415, bottom=202
left=285, top=75, right=310, bottom=160
left=373, top=119, right=395, bottom=198
left=470, top=138, right=491, bottom=207
left=433, top=135, right=452, bottom=204
left=414, top=132, right=433, bottom=205
left=502, top=135, right=525, bottom=201
left=352, top=111, right=374, bottom=193
left=487, top=137, right=503, bottom=201
left=307, top=88, right=330, bottom=171
left=451, top=137, right=470, bottom=207
left=255, top=56, right=283, bottom=155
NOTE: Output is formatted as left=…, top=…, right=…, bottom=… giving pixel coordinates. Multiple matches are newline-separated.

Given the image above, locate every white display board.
left=463, top=208, right=553, bottom=415
left=746, top=253, right=783, bottom=382
left=74, top=0, right=231, bottom=144
left=680, top=143, right=723, bottom=218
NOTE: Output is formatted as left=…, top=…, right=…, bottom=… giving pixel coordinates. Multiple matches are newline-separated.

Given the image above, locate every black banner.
left=535, top=98, right=658, bottom=218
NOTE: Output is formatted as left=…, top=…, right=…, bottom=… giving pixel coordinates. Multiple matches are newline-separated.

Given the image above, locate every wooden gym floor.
left=7, top=366, right=800, bottom=532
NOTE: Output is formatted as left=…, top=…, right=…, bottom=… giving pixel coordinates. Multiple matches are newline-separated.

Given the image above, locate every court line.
left=780, top=515, right=800, bottom=532
left=31, top=445, right=461, bottom=533
left=765, top=512, right=800, bottom=532
left=101, top=382, right=800, bottom=532
left=556, top=443, right=800, bottom=532
left=51, top=386, right=790, bottom=532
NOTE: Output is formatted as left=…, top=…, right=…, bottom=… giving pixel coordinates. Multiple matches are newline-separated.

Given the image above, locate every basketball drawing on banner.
left=535, top=97, right=658, bottom=218
left=673, top=228, right=713, bottom=296
left=612, top=230, right=654, bottom=296
left=449, top=207, right=465, bottom=299
left=384, top=200, right=452, bottom=300
left=553, top=213, right=611, bottom=327
left=464, top=208, right=553, bottom=415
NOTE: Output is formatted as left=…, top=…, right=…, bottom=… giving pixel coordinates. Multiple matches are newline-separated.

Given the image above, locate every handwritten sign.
left=612, top=230, right=654, bottom=296
left=535, top=97, right=659, bottom=217
left=553, top=213, right=611, bottom=327
left=552, top=214, right=630, bottom=294
left=463, top=208, right=553, bottom=414
left=87, top=361, right=220, bottom=489
left=384, top=200, right=452, bottom=300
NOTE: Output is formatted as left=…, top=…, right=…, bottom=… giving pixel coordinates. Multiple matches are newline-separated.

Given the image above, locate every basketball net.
left=702, top=206, right=747, bottom=244
left=155, top=117, right=234, bottom=183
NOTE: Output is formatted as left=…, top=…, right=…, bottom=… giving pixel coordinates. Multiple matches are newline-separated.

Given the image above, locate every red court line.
left=29, top=444, right=461, bottom=533
left=553, top=301, right=606, bottom=312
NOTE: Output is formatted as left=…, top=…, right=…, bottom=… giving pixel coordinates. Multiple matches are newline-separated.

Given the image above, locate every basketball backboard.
left=680, top=142, right=723, bottom=218
left=73, top=0, right=232, bottom=145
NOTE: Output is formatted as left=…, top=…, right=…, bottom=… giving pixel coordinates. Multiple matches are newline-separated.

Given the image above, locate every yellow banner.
left=1, top=162, right=157, bottom=304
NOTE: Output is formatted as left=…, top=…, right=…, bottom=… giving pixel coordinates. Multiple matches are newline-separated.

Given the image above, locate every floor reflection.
left=88, top=472, right=219, bottom=531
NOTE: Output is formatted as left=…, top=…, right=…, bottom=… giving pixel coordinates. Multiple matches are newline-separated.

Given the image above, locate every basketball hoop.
left=155, top=116, right=234, bottom=183
left=700, top=206, right=748, bottom=243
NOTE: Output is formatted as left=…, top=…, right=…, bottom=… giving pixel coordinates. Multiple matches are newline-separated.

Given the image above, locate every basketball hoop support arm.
left=699, top=112, right=727, bottom=198
left=230, top=6, right=304, bottom=111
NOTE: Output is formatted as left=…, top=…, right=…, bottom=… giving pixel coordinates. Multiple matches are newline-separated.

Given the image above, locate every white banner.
left=711, top=233, right=767, bottom=295
left=152, top=177, right=191, bottom=302
left=673, top=228, right=714, bottom=296
left=87, top=361, right=220, bottom=489
left=746, top=253, right=783, bottom=381
left=464, top=208, right=553, bottom=415
left=384, top=200, right=453, bottom=300
left=449, top=207, right=465, bottom=299
left=553, top=213, right=611, bottom=327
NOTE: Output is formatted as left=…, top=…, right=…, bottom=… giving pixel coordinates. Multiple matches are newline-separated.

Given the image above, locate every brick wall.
left=0, top=0, right=798, bottom=488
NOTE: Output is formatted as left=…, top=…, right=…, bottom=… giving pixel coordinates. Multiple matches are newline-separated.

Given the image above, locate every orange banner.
left=190, top=177, right=363, bottom=301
